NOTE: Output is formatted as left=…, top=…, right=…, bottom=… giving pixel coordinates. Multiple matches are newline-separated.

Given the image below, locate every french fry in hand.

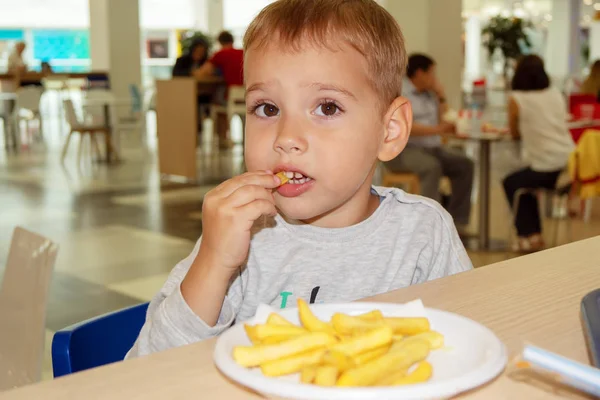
left=331, top=325, right=393, bottom=356
left=275, top=171, right=290, bottom=185
left=351, top=344, right=390, bottom=365
left=314, top=365, right=338, bottom=387
left=260, top=348, right=326, bottom=377
left=266, top=313, right=294, bottom=326
left=337, top=338, right=430, bottom=387
left=390, top=361, right=433, bottom=385
left=391, top=331, right=443, bottom=352
left=323, top=350, right=356, bottom=372
left=382, top=317, right=430, bottom=335
left=233, top=332, right=334, bottom=367
left=301, top=365, right=317, bottom=384
left=298, top=299, right=336, bottom=335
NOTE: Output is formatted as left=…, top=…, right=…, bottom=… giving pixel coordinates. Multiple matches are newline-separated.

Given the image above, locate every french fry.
left=392, top=334, right=405, bottom=342
left=298, top=299, right=336, bottom=335
left=390, top=361, right=433, bottom=385
left=382, top=317, right=430, bottom=335
left=233, top=332, right=334, bottom=367
left=323, top=350, right=356, bottom=372
left=373, top=367, right=408, bottom=386
left=260, top=348, right=326, bottom=377
left=314, top=365, right=338, bottom=387
left=357, top=310, right=384, bottom=321
left=261, top=335, right=300, bottom=345
left=301, top=365, right=317, bottom=384
left=390, top=331, right=443, bottom=352
left=276, top=171, right=290, bottom=185
left=266, top=313, right=294, bottom=326
left=337, top=338, right=430, bottom=387
left=330, top=325, right=393, bottom=356
left=253, top=324, right=307, bottom=341
left=351, top=344, right=390, bottom=365
left=244, top=324, right=261, bottom=344
left=331, top=312, right=381, bottom=335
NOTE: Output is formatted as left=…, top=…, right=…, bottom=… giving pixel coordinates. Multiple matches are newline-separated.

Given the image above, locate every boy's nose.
left=274, top=119, right=307, bottom=154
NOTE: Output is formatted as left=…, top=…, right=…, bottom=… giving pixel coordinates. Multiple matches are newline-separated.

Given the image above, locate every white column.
left=385, top=0, right=463, bottom=109
left=89, top=0, right=142, bottom=100
left=465, top=16, right=483, bottom=83
left=207, top=0, right=224, bottom=36
left=546, top=0, right=580, bottom=80
left=591, top=22, right=600, bottom=63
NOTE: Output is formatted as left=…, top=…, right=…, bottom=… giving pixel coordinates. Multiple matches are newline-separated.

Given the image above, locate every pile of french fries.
left=232, top=299, right=444, bottom=387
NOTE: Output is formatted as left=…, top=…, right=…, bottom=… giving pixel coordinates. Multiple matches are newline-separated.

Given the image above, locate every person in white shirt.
left=505, top=55, right=575, bottom=252
left=7, top=42, right=27, bottom=74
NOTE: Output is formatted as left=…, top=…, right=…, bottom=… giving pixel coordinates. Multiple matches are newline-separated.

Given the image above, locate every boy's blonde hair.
left=243, top=0, right=406, bottom=109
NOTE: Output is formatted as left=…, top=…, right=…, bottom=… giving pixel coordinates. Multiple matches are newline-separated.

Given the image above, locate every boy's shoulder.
left=373, top=186, right=454, bottom=225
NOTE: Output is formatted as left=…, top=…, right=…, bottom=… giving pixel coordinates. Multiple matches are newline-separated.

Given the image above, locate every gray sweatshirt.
left=127, top=187, right=472, bottom=357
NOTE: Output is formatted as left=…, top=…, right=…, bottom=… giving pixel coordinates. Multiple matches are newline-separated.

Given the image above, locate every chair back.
left=227, top=85, right=246, bottom=118
left=62, top=99, right=80, bottom=127
left=129, top=84, right=142, bottom=114
left=14, top=86, right=43, bottom=114
left=52, top=302, right=149, bottom=377
left=41, top=75, right=69, bottom=91
left=84, top=89, right=115, bottom=126
left=0, top=227, right=57, bottom=390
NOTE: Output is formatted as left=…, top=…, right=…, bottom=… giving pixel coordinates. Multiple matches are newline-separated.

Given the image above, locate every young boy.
left=128, top=0, right=472, bottom=357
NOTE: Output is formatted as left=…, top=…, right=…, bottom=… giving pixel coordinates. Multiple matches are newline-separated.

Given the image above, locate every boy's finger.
left=237, top=199, right=278, bottom=222
left=216, top=172, right=280, bottom=198
left=224, top=185, right=275, bottom=208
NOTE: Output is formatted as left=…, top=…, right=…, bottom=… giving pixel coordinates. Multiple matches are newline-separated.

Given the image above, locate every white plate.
left=214, top=301, right=507, bottom=400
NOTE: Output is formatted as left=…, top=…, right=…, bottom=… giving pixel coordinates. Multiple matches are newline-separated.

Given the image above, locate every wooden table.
left=2, top=238, right=600, bottom=399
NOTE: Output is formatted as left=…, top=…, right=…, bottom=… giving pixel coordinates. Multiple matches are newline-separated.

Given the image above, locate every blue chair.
left=52, top=302, right=149, bottom=377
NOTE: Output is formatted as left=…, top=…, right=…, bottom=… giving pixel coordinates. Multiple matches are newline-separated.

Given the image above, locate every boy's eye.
left=314, top=102, right=341, bottom=117
left=255, top=103, right=280, bottom=117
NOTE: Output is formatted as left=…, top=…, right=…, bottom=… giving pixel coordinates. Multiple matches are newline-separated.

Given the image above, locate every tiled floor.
left=1, top=100, right=600, bottom=383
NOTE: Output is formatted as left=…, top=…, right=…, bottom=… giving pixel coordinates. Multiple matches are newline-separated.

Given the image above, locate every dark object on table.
left=581, top=288, right=600, bottom=367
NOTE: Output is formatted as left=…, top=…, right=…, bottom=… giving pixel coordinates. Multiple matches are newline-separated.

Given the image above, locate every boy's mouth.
left=279, top=171, right=313, bottom=185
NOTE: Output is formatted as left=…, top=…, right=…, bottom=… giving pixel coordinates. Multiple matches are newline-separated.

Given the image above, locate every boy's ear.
left=378, top=97, right=412, bottom=162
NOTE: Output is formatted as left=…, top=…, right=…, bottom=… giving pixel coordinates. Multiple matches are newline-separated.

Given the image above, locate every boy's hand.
left=197, top=171, right=281, bottom=274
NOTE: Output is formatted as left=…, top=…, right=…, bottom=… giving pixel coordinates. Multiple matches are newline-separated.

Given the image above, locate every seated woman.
left=504, top=55, right=575, bottom=252
left=172, top=39, right=212, bottom=133
left=581, top=60, right=600, bottom=101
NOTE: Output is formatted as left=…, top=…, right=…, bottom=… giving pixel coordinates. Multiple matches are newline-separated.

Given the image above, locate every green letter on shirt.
left=279, top=291, right=293, bottom=308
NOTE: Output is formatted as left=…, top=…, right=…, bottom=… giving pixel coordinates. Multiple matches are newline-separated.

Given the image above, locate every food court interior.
left=1, top=0, right=600, bottom=391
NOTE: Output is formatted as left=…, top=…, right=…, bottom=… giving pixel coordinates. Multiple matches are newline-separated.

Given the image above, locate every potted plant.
left=178, top=31, right=213, bottom=55
left=482, top=16, right=532, bottom=87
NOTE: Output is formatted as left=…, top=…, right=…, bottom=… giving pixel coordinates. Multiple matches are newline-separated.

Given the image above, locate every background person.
left=503, top=55, right=575, bottom=252
left=385, top=53, right=474, bottom=230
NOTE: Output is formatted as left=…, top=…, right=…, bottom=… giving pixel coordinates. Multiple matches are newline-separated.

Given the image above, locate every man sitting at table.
left=385, top=54, right=474, bottom=231
left=126, top=0, right=472, bottom=358
left=194, top=31, right=244, bottom=148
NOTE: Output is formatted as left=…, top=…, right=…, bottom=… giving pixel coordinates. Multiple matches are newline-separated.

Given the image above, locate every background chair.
left=52, top=302, right=149, bottom=377
left=0, top=227, right=58, bottom=390
left=507, top=179, right=572, bottom=251
left=210, top=85, right=246, bottom=140
left=61, top=98, right=114, bottom=164
left=12, top=86, right=44, bottom=145
left=382, top=170, right=421, bottom=194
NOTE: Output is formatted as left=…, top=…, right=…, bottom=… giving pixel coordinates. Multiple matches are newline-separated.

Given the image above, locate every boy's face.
left=244, top=40, right=399, bottom=227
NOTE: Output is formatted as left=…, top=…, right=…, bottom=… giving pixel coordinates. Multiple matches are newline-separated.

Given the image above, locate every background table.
left=447, top=132, right=505, bottom=250
left=2, top=237, right=600, bottom=399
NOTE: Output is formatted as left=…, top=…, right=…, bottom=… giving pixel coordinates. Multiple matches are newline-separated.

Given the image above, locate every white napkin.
left=248, top=299, right=428, bottom=325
